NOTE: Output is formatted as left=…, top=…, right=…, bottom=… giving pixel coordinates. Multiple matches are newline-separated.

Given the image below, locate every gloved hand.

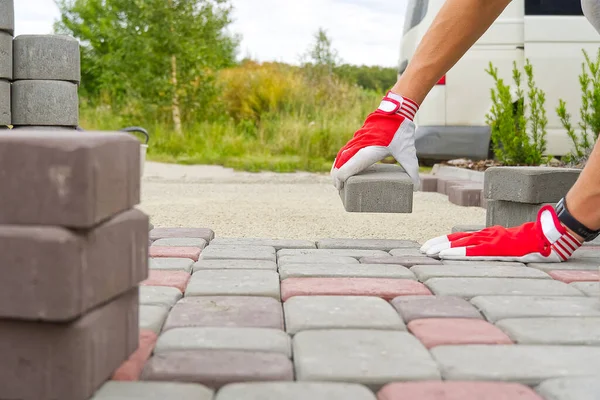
left=421, top=205, right=582, bottom=262
left=331, top=91, right=421, bottom=191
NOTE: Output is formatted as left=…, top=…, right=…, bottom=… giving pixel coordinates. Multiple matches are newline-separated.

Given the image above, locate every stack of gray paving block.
left=339, top=164, right=414, bottom=213
left=484, top=167, right=581, bottom=227
left=0, top=0, right=13, bottom=128
left=0, top=129, right=148, bottom=400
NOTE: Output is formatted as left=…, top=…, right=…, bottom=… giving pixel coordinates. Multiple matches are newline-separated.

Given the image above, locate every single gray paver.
left=0, top=79, right=8, bottom=125
left=360, top=256, right=443, bottom=266
left=210, top=238, right=316, bottom=249
left=452, top=224, right=485, bottom=233
left=442, top=260, right=527, bottom=267
left=0, top=31, right=11, bottom=80
left=185, top=270, right=280, bottom=300
left=316, top=238, right=419, bottom=251
left=13, top=35, right=81, bottom=82
left=91, top=381, right=214, bottom=400
left=150, top=227, right=215, bottom=243
left=162, top=296, right=283, bottom=331
left=528, top=259, right=600, bottom=271
left=152, top=237, right=207, bottom=249
left=426, top=278, right=582, bottom=299
left=201, top=245, right=276, bottom=262
left=391, top=295, right=483, bottom=322
left=412, top=265, right=550, bottom=281
left=536, top=377, right=600, bottom=400
left=140, top=304, right=170, bottom=334
left=150, top=257, right=195, bottom=273
left=279, top=263, right=415, bottom=280
left=278, top=255, right=359, bottom=267
left=470, top=296, right=600, bottom=322
left=432, top=345, right=600, bottom=385
left=486, top=200, right=553, bottom=228
left=340, top=164, right=414, bottom=213
left=284, top=296, right=405, bottom=334
left=484, top=166, right=580, bottom=203
left=496, top=317, right=600, bottom=345
left=389, top=248, right=427, bottom=257
left=215, top=382, right=377, bottom=400
left=140, top=286, right=183, bottom=308
left=11, top=80, right=79, bottom=126
left=193, top=259, right=277, bottom=272
left=154, top=327, right=292, bottom=357
left=294, top=330, right=440, bottom=390
left=570, top=247, right=600, bottom=259
left=278, top=248, right=390, bottom=260
left=0, top=0, right=14, bottom=34
left=570, top=281, right=599, bottom=297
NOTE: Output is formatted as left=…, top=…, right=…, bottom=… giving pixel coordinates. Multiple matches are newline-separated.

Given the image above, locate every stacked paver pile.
left=484, top=167, right=581, bottom=227
left=0, top=129, right=148, bottom=400
left=88, top=230, right=600, bottom=399
left=419, top=174, right=486, bottom=208
left=0, top=0, right=13, bottom=127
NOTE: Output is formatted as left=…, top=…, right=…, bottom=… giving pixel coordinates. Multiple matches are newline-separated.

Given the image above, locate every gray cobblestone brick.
left=154, top=327, right=291, bottom=357
left=431, top=345, right=600, bottom=385
left=412, top=265, right=550, bottom=281
left=570, top=281, right=599, bottom=296
left=360, top=256, right=443, bottom=266
left=442, top=260, right=527, bottom=267
left=0, top=32, right=11, bottom=80
left=0, top=79, right=8, bottom=125
left=536, top=377, right=600, bottom=400
left=140, top=286, right=182, bottom=308
left=152, top=237, right=207, bottom=248
left=284, top=296, right=405, bottom=334
left=528, top=258, right=600, bottom=271
left=316, top=238, right=419, bottom=251
left=13, top=35, right=81, bottom=82
left=496, top=317, right=600, bottom=345
left=278, top=248, right=390, bottom=259
left=486, top=200, right=553, bottom=228
left=293, top=330, right=440, bottom=390
left=12, top=80, right=79, bottom=126
left=150, top=258, right=195, bottom=273
left=140, top=304, right=170, bottom=334
left=0, top=0, right=14, bottom=34
left=150, top=227, right=214, bottom=242
left=185, top=270, right=280, bottom=300
left=389, top=248, right=426, bottom=257
left=201, top=245, right=276, bottom=262
left=391, top=295, right=483, bottom=322
left=278, top=255, right=359, bottom=266
left=210, top=238, right=316, bottom=249
left=279, top=263, right=415, bottom=280
left=193, top=259, right=277, bottom=272
left=215, top=382, right=377, bottom=400
left=470, top=296, right=600, bottom=322
left=91, top=381, right=214, bottom=400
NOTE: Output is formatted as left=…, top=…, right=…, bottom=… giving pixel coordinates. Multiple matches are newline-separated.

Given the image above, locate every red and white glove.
left=331, top=91, right=421, bottom=190
left=421, top=205, right=582, bottom=262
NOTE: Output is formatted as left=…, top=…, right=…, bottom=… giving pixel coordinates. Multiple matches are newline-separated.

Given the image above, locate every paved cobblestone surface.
left=91, top=228, right=600, bottom=399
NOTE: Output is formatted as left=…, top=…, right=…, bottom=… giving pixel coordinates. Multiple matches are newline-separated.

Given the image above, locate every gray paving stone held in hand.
left=278, top=263, right=416, bottom=280
left=0, top=0, right=14, bottom=34
left=391, top=295, right=483, bottom=322
left=13, top=35, right=81, bottom=82
left=201, top=245, right=276, bottom=262
left=293, top=330, right=440, bottom=390
left=570, top=281, right=599, bottom=296
left=150, top=257, right=195, bottom=273
left=278, top=255, right=359, bottom=267
left=11, top=80, right=79, bottom=126
left=470, top=296, right=600, bottom=322
left=210, top=237, right=316, bottom=249
left=411, top=265, right=550, bottom=281
left=486, top=199, right=553, bottom=228
left=140, top=304, right=170, bottom=334
left=193, top=259, right=277, bottom=272
left=0, top=32, right=11, bottom=80
left=152, top=237, right=207, bottom=249
left=536, top=377, right=600, bottom=400
left=91, top=381, right=214, bottom=400
left=278, top=248, right=390, bottom=259
left=339, top=164, right=414, bottom=213
left=528, top=258, right=600, bottom=271
left=140, top=286, right=183, bottom=308
left=389, top=248, right=428, bottom=257
left=154, top=327, right=292, bottom=357
left=360, top=256, right=443, bottom=266
left=0, top=79, right=9, bottom=126
left=316, top=238, right=420, bottom=251
left=214, top=382, right=377, bottom=400
left=284, top=296, right=405, bottom=334
left=495, top=317, right=600, bottom=345
left=431, top=345, right=600, bottom=386
left=426, top=277, right=582, bottom=299
left=150, top=227, right=215, bottom=243
left=484, top=166, right=580, bottom=203
left=185, top=270, right=280, bottom=300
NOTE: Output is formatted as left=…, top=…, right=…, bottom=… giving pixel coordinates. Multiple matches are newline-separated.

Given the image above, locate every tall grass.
left=79, top=60, right=384, bottom=172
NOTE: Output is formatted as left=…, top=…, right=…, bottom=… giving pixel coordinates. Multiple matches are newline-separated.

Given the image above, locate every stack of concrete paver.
left=89, top=230, right=600, bottom=399
left=0, top=129, right=148, bottom=400
left=484, top=167, right=581, bottom=227
left=0, top=0, right=13, bottom=128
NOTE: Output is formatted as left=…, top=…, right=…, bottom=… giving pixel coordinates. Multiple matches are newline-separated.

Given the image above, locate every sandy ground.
left=139, top=162, right=487, bottom=244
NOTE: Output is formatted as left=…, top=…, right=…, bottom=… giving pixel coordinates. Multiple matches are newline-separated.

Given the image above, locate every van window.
left=404, top=0, right=429, bottom=34
left=525, top=0, right=583, bottom=16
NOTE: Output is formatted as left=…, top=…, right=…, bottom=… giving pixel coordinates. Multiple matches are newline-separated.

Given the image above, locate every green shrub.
left=485, top=60, right=548, bottom=166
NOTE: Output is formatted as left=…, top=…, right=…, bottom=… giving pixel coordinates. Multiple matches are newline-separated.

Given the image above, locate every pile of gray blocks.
left=0, top=129, right=148, bottom=400
left=484, top=166, right=581, bottom=227
left=339, top=163, right=414, bottom=213
left=0, top=0, right=81, bottom=129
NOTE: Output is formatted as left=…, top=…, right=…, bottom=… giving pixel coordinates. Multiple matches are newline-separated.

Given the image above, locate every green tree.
left=302, top=28, right=341, bottom=77
left=55, top=0, right=239, bottom=133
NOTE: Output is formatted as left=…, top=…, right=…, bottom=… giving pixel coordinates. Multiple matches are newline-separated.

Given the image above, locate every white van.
left=400, top=0, right=600, bottom=161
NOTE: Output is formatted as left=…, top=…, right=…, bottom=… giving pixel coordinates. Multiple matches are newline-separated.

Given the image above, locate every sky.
left=14, top=0, right=408, bottom=67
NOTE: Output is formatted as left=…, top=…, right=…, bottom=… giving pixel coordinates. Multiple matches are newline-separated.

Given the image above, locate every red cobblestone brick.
left=141, top=270, right=191, bottom=293
left=548, top=270, right=600, bottom=283
left=112, top=329, right=158, bottom=381
left=150, top=246, right=201, bottom=262
left=377, top=381, right=544, bottom=400
left=407, top=318, right=513, bottom=349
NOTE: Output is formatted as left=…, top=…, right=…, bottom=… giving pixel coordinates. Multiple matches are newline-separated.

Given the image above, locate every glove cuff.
left=538, top=205, right=582, bottom=261
left=377, top=91, right=419, bottom=121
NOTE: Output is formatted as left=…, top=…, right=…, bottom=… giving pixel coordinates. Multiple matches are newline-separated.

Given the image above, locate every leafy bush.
left=557, top=48, right=600, bottom=166
left=485, top=60, right=548, bottom=165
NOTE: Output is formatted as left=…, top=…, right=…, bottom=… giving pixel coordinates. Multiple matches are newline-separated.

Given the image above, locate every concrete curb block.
left=13, top=35, right=81, bottom=82
left=0, top=0, right=14, bottom=35
left=0, top=79, right=9, bottom=126
left=0, top=31, right=12, bottom=80
left=11, top=80, right=79, bottom=126
left=486, top=199, right=554, bottom=228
